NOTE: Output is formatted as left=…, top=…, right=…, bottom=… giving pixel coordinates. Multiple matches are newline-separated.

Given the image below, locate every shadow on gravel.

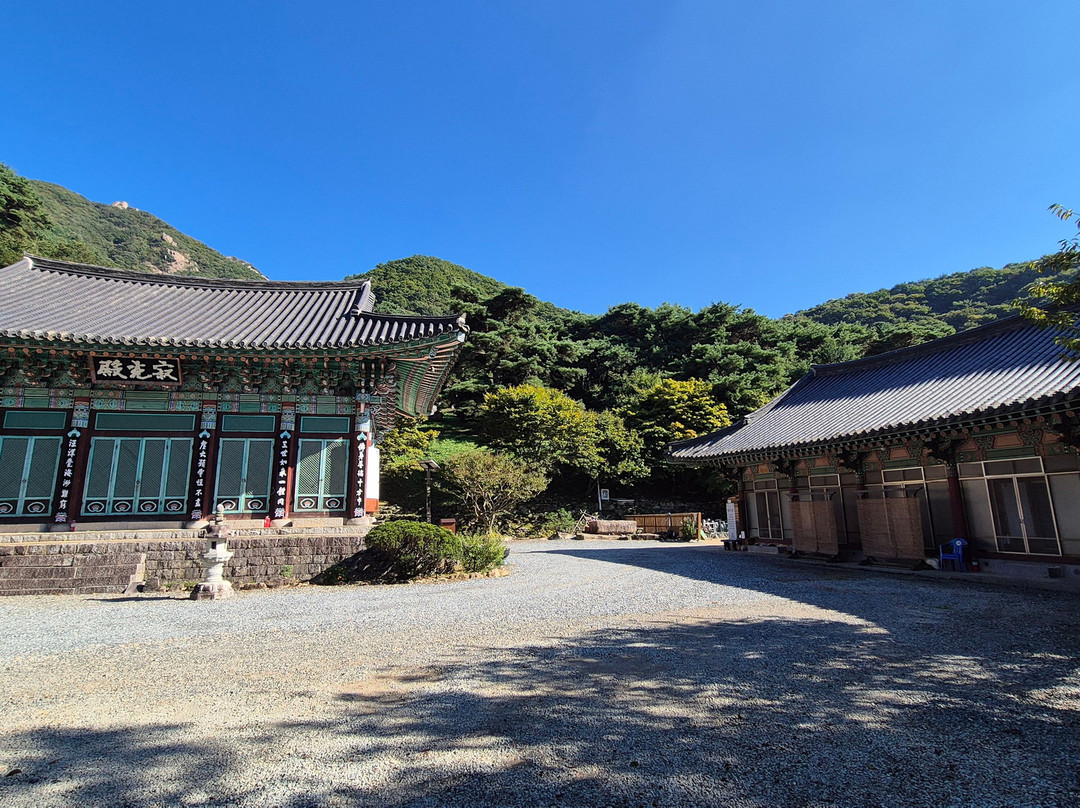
left=3, top=547, right=1079, bottom=808
left=0, top=725, right=238, bottom=806
left=302, top=612, right=1079, bottom=807
left=10, top=611, right=1076, bottom=806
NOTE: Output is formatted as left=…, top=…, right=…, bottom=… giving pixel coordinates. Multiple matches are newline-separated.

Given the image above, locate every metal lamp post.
left=419, top=459, right=440, bottom=523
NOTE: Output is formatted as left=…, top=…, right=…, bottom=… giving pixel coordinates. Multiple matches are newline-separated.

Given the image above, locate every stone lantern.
left=191, top=505, right=235, bottom=600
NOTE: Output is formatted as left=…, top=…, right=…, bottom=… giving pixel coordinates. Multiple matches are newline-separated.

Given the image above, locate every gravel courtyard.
left=1, top=539, right=1078, bottom=808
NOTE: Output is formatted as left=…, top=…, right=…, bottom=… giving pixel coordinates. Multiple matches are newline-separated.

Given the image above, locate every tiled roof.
left=0, top=257, right=466, bottom=350
left=669, top=314, right=1080, bottom=464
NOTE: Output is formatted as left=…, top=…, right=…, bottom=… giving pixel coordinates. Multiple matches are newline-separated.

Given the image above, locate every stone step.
left=0, top=552, right=146, bottom=567
left=746, top=544, right=783, bottom=555
left=0, top=546, right=146, bottom=595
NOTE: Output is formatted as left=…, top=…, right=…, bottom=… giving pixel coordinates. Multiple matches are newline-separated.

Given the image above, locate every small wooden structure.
left=630, top=512, right=702, bottom=539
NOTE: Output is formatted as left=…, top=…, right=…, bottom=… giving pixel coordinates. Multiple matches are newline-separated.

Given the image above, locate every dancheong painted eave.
left=0, top=256, right=467, bottom=351
left=668, top=312, right=1080, bottom=465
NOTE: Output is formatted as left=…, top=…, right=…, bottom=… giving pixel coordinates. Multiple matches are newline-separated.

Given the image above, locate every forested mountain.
left=794, top=262, right=1042, bottom=331
left=346, top=255, right=507, bottom=315
left=1, top=162, right=262, bottom=279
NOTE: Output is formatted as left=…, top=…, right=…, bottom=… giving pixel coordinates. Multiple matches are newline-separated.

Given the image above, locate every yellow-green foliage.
left=459, top=533, right=507, bottom=572
left=625, top=378, right=731, bottom=443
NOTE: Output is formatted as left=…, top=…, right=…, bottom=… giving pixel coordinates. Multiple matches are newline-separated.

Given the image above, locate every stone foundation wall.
left=141, top=534, right=368, bottom=588
left=0, top=533, right=368, bottom=596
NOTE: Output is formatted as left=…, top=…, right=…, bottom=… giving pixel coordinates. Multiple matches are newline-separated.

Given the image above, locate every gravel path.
left=1, top=539, right=1078, bottom=808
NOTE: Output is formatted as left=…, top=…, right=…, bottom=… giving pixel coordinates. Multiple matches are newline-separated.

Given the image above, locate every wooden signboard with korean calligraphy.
left=88, top=355, right=182, bottom=386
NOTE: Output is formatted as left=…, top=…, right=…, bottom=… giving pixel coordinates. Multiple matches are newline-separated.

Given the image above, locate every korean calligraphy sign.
left=89, top=355, right=182, bottom=386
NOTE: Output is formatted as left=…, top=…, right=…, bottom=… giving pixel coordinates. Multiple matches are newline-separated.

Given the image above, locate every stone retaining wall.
left=0, top=533, right=368, bottom=596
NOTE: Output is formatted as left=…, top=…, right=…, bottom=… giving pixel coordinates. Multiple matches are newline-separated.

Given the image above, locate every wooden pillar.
left=346, top=409, right=366, bottom=522
left=946, top=466, right=969, bottom=540
left=274, top=403, right=296, bottom=523
left=734, top=473, right=747, bottom=539
left=57, top=399, right=92, bottom=524
left=189, top=401, right=218, bottom=522
left=926, top=437, right=968, bottom=541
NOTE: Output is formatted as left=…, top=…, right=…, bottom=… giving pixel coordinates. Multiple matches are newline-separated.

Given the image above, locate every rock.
left=585, top=519, right=638, bottom=535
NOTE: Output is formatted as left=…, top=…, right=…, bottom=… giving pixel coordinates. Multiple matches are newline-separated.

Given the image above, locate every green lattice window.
left=220, top=415, right=276, bottom=433
left=0, top=437, right=62, bottom=517
left=3, top=410, right=68, bottom=430
left=214, top=438, right=274, bottom=513
left=94, top=413, right=197, bottom=432
left=294, top=438, right=348, bottom=512
left=83, top=438, right=192, bottom=516
left=300, top=416, right=351, bottom=434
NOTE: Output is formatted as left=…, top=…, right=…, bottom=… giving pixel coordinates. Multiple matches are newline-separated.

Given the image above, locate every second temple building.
left=670, top=313, right=1080, bottom=578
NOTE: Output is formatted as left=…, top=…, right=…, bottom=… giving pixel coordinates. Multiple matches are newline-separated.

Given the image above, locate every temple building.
left=0, top=256, right=467, bottom=530
left=669, top=314, right=1080, bottom=578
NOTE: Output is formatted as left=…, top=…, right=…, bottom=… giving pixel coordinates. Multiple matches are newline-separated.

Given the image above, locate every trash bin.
left=439, top=518, right=457, bottom=533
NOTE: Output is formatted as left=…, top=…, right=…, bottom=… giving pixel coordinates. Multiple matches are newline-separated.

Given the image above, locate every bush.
left=364, top=520, right=463, bottom=580
left=503, top=507, right=580, bottom=538
left=439, top=449, right=548, bottom=533
left=460, top=533, right=507, bottom=572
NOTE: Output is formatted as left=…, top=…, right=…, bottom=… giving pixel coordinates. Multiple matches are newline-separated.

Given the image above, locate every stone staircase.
left=0, top=544, right=146, bottom=596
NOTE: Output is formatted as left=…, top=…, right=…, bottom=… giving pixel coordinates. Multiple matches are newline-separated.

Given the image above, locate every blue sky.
left=3, top=1, right=1078, bottom=317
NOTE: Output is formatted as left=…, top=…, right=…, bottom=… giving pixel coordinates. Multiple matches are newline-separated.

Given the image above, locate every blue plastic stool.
left=939, top=538, right=967, bottom=571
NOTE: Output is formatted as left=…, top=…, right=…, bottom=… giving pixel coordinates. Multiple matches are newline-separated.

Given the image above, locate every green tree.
left=623, top=378, right=732, bottom=467
left=478, top=384, right=603, bottom=478
left=439, top=448, right=548, bottom=534
left=379, top=418, right=440, bottom=476
left=0, top=163, right=48, bottom=266
left=593, top=409, right=648, bottom=485
left=862, top=320, right=955, bottom=356
left=1021, top=203, right=1080, bottom=354
left=375, top=418, right=441, bottom=514
left=345, top=255, right=506, bottom=316
left=443, top=287, right=584, bottom=417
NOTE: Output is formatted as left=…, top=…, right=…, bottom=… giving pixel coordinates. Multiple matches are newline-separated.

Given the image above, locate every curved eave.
left=667, top=392, right=1080, bottom=468
left=0, top=320, right=467, bottom=356
left=393, top=332, right=467, bottom=417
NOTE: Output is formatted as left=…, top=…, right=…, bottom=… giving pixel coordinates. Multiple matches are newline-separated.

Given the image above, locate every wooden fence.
left=630, top=512, right=702, bottom=538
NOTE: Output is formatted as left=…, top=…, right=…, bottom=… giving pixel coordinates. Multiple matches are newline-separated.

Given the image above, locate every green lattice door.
left=294, top=438, right=348, bottom=512
left=83, top=438, right=192, bottom=516
left=0, top=436, right=62, bottom=517
left=214, top=438, right=274, bottom=513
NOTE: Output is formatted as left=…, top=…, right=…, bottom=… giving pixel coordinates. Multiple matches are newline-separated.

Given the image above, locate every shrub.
left=460, top=533, right=507, bottom=573
left=534, top=508, right=578, bottom=535
left=364, top=520, right=463, bottom=580
left=439, top=449, right=548, bottom=533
